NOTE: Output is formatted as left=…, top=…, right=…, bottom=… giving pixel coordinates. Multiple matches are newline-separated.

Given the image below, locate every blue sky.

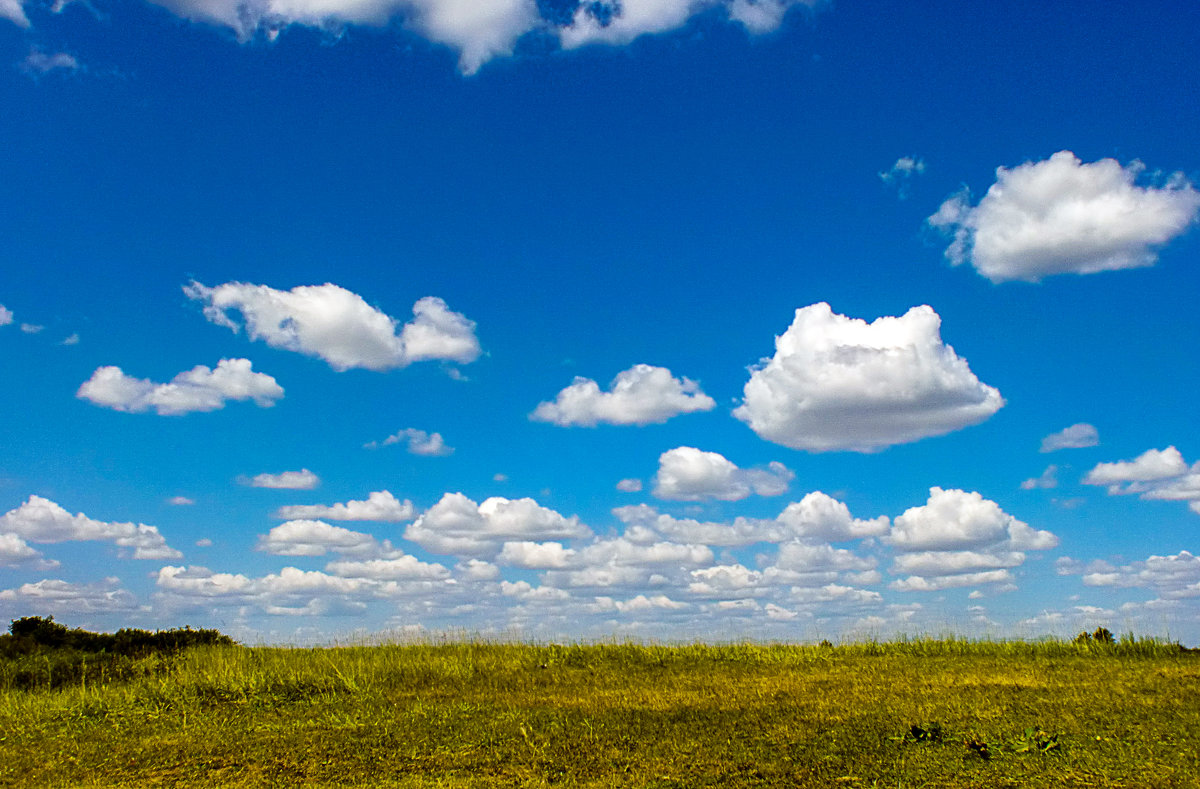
left=2, top=0, right=1199, bottom=644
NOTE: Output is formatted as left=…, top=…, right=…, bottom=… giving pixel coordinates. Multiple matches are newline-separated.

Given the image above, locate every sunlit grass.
left=2, top=637, right=1197, bottom=787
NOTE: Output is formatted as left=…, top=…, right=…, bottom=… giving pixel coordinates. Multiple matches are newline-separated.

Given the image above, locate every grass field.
left=2, top=636, right=1198, bottom=787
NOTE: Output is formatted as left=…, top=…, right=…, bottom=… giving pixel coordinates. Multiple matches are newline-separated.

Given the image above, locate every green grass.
left=2, top=637, right=1198, bottom=787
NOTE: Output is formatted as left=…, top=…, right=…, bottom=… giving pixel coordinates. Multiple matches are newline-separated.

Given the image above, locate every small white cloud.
left=0, top=495, right=181, bottom=559
left=0, top=305, right=12, bottom=325
left=185, top=281, right=479, bottom=372
left=652, top=446, right=793, bottom=501
left=257, top=520, right=381, bottom=556
left=531, top=364, right=715, bottom=427
left=60, top=333, right=80, bottom=346
left=167, top=496, right=196, bottom=506
left=365, top=428, right=453, bottom=456
left=616, top=478, right=643, bottom=492
left=734, top=303, right=1002, bottom=452
left=21, top=49, right=80, bottom=75
left=560, top=0, right=813, bottom=49
left=1040, top=423, right=1099, bottom=452
left=324, top=554, right=450, bottom=581
left=195, top=538, right=213, bottom=547
left=77, top=358, right=283, bottom=415
left=20, top=323, right=43, bottom=334
left=245, top=469, right=320, bottom=490
left=929, top=151, right=1200, bottom=283
left=493, top=473, right=509, bottom=482
left=1020, top=465, right=1058, bottom=490
left=879, top=156, right=926, bottom=197
left=274, top=490, right=415, bottom=522
left=497, top=540, right=577, bottom=569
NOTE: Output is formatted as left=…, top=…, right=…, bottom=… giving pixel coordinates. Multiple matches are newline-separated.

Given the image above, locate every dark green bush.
left=0, top=616, right=235, bottom=690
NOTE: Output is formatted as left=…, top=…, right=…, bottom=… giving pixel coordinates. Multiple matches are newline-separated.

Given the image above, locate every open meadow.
left=2, top=624, right=1198, bottom=788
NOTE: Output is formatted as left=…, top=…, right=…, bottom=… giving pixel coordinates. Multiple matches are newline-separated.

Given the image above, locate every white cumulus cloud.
left=929, top=151, right=1200, bottom=283
left=405, top=493, right=591, bottom=557
left=1083, top=446, right=1188, bottom=488
left=275, top=490, right=416, bottom=521
left=256, top=520, right=383, bottom=556
left=0, top=495, right=181, bottom=559
left=734, top=303, right=1003, bottom=452
left=775, top=492, right=889, bottom=541
left=888, top=487, right=1057, bottom=553
left=1082, top=446, right=1200, bottom=514
left=185, top=281, right=479, bottom=372
left=616, top=478, right=643, bottom=492
left=886, top=487, right=1055, bottom=592
left=531, top=364, right=715, bottom=426
left=77, top=358, right=283, bottom=415
left=245, top=469, right=320, bottom=489
left=652, top=446, right=793, bottom=501
left=1040, top=423, right=1099, bottom=452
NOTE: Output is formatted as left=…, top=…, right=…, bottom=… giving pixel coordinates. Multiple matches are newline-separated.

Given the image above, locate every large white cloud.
left=652, top=446, right=793, bottom=501
left=929, top=151, right=1200, bottom=283
left=405, top=493, right=591, bottom=557
left=531, top=364, right=715, bottom=427
left=77, top=358, right=283, bottom=415
left=734, top=303, right=1003, bottom=452
left=0, top=495, right=181, bottom=559
left=275, top=490, right=416, bottom=521
left=185, top=281, right=479, bottom=372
